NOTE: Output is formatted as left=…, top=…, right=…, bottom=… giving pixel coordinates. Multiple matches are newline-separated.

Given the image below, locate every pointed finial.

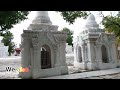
left=85, top=13, right=99, bottom=29
left=32, top=11, right=52, bottom=24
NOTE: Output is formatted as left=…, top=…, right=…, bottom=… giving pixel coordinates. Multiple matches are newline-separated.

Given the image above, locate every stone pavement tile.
left=100, top=73, right=120, bottom=79
left=84, top=73, right=120, bottom=79
left=110, top=73, right=120, bottom=76
left=112, top=76, right=120, bottom=79
left=43, top=68, right=120, bottom=79
left=110, top=73, right=120, bottom=79
left=0, top=71, right=20, bottom=79
left=68, top=66, right=89, bottom=74
left=83, top=76, right=104, bottom=79
left=68, top=66, right=82, bottom=74
left=99, top=75, right=116, bottom=79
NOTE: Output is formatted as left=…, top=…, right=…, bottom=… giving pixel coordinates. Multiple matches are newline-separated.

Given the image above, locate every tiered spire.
left=85, top=13, right=99, bottom=29
left=32, top=11, right=52, bottom=25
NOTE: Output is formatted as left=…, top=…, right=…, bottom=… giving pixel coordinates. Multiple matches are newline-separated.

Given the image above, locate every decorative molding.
left=47, top=29, right=58, bottom=45
left=32, top=16, right=52, bottom=24
left=32, top=35, right=39, bottom=47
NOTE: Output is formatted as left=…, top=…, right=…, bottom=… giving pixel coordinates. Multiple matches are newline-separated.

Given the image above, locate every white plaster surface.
left=0, top=37, right=9, bottom=58
left=0, top=56, right=120, bottom=79
left=0, top=56, right=21, bottom=79
left=41, top=68, right=120, bottom=79
left=73, top=14, right=117, bottom=70
left=20, top=11, right=68, bottom=78
left=66, top=43, right=73, bottom=54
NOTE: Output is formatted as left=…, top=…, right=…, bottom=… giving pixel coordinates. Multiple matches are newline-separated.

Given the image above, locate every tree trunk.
left=9, top=52, right=11, bottom=56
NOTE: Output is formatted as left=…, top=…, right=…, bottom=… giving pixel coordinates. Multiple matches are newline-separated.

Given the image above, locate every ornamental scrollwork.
left=32, top=35, right=39, bottom=47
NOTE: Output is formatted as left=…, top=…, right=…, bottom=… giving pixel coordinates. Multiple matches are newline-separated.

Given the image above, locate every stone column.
left=59, top=39, right=68, bottom=75
left=87, top=40, right=96, bottom=70
left=81, top=45, right=85, bottom=62
left=19, top=34, right=32, bottom=79
left=21, top=37, right=30, bottom=68
left=32, top=36, right=41, bottom=69
left=94, top=44, right=100, bottom=69
left=87, top=41, right=93, bottom=62
left=54, top=45, right=60, bottom=67
left=74, top=44, right=77, bottom=61
left=98, top=44, right=107, bottom=70
left=32, top=44, right=41, bottom=79
left=84, top=45, right=89, bottom=69
left=33, top=46, right=39, bottom=68
left=111, top=42, right=117, bottom=63
left=77, top=46, right=80, bottom=62
left=81, top=44, right=87, bottom=69
left=60, top=41, right=66, bottom=65
left=76, top=46, right=79, bottom=62
left=30, top=48, right=33, bottom=68
left=108, top=45, right=113, bottom=63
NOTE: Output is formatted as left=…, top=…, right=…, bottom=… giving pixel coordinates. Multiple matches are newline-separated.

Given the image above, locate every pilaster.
left=21, top=34, right=31, bottom=68
left=32, top=36, right=41, bottom=69
left=81, top=44, right=87, bottom=69
left=87, top=40, right=96, bottom=70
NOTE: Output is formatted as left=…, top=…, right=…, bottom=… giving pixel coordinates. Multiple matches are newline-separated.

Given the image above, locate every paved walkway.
left=41, top=68, right=120, bottom=79
left=0, top=56, right=21, bottom=60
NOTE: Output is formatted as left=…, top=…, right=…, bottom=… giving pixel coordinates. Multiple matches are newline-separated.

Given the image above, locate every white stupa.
left=73, top=13, right=117, bottom=70
left=0, top=36, right=8, bottom=58
left=32, top=11, right=52, bottom=24
left=85, top=13, right=99, bottom=29
left=80, top=13, right=104, bottom=34
left=19, top=11, right=68, bottom=79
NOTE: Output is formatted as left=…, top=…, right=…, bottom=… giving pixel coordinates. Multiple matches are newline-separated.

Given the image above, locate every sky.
left=9, top=11, right=116, bottom=47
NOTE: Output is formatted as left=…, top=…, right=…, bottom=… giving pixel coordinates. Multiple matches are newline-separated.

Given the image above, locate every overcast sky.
left=9, top=11, right=116, bottom=47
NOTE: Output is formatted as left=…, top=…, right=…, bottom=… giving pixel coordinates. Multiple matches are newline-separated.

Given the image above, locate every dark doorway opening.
left=101, top=45, right=108, bottom=63
left=41, top=45, right=51, bottom=69
left=78, top=46, right=82, bottom=63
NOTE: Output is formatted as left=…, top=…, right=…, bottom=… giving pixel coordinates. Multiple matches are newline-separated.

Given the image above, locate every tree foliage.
left=58, top=11, right=89, bottom=24
left=101, top=11, right=120, bottom=45
left=101, top=11, right=120, bottom=37
left=0, top=11, right=89, bottom=33
left=1, top=31, right=16, bottom=56
left=61, top=27, right=74, bottom=45
left=0, top=11, right=30, bottom=34
left=58, top=11, right=120, bottom=41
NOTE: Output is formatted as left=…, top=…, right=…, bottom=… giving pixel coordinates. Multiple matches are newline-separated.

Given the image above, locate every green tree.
left=2, top=31, right=15, bottom=56
left=58, top=11, right=89, bottom=24
left=0, top=11, right=29, bottom=35
left=0, top=11, right=88, bottom=35
left=61, top=27, right=74, bottom=45
left=0, top=11, right=89, bottom=35
left=100, top=11, right=120, bottom=45
left=58, top=11, right=120, bottom=39
left=99, top=11, right=120, bottom=60
left=0, top=11, right=30, bottom=55
left=101, top=11, right=120, bottom=37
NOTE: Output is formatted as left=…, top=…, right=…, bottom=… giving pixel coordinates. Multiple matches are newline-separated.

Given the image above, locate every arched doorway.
left=101, top=45, right=108, bottom=63
left=41, top=45, right=51, bottom=69
left=78, top=46, right=82, bottom=63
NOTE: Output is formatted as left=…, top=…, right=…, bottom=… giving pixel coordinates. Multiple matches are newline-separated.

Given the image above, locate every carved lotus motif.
left=32, top=36, right=38, bottom=46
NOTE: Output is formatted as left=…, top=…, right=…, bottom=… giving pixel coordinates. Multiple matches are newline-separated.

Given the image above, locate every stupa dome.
left=85, top=13, right=99, bottom=29
left=27, top=11, right=58, bottom=31
left=32, top=11, right=52, bottom=25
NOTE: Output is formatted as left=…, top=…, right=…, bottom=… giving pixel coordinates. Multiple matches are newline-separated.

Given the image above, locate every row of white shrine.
left=15, top=11, right=120, bottom=79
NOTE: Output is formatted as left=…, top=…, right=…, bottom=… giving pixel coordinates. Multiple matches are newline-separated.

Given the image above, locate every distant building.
left=66, top=43, right=73, bottom=54
left=15, top=48, right=21, bottom=56
left=0, top=36, right=8, bottom=58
